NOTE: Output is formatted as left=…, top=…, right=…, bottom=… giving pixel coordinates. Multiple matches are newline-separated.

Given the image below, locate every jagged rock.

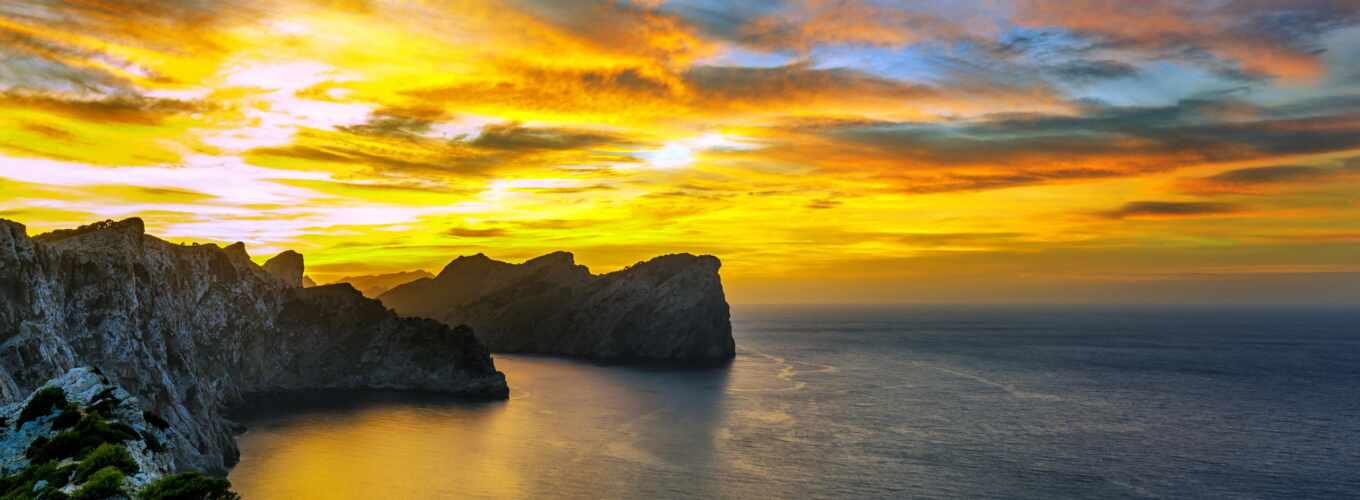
left=262, top=250, right=304, bottom=288
left=0, top=218, right=508, bottom=474
left=378, top=252, right=734, bottom=365
left=330, top=270, right=434, bottom=298
left=302, top=275, right=317, bottom=287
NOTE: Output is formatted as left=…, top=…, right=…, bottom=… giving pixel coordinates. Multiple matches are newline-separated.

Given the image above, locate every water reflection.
left=229, top=356, right=733, bottom=499
left=231, top=307, right=1360, bottom=499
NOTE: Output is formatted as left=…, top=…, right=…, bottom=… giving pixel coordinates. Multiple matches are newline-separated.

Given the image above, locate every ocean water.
left=228, top=305, right=1360, bottom=499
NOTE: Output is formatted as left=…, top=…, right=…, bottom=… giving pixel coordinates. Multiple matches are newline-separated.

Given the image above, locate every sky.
left=0, top=0, right=1358, bottom=304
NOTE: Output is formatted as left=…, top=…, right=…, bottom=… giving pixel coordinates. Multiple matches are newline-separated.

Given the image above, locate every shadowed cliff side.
left=0, top=218, right=508, bottom=474
left=378, top=252, right=735, bottom=365
left=329, top=270, right=434, bottom=298
left=262, top=250, right=304, bottom=288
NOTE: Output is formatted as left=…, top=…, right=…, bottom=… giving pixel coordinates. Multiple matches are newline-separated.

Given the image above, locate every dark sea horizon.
left=228, top=304, right=1360, bottom=499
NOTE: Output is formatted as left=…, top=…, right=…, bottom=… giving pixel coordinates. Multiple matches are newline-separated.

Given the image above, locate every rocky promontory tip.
left=379, top=251, right=735, bottom=365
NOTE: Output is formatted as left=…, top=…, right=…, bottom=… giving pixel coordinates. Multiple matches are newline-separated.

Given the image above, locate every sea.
left=228, top=305, right=1360, bottom=499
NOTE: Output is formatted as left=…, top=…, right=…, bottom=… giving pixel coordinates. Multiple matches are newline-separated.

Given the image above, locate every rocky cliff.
left=378, top=252, right=734, bottom=365
left=0, top=218, right=508, bottom=474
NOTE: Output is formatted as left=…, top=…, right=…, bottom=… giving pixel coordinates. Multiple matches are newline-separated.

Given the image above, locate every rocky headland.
left=0, top=218, right=508, bottom=475
left=378, top=252, right=735, bottom=365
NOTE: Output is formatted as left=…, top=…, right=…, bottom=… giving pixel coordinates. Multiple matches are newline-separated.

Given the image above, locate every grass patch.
left=0, top=460, right=76, bottom=498
left=25, top=413, right=139, bottom=464
left=52, top=408, right=82, bottom=430
left=136, top=472, right=240, bottom=500
left=17, top=387, right=73, bottom=427
left=74, top=443, right=139, bottom=483
left=71, top=466, right=126, bottom=500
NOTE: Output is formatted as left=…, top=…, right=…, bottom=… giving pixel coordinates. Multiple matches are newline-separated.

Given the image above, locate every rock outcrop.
left=378, top=252, right=734, bottom=365
left=1, top=368, right=177, bottom=496
left=331, top=270, right=434, bottom=298
left=261, top=250, right=304, bottom=288
left=0, top=218, right=508, bottom=474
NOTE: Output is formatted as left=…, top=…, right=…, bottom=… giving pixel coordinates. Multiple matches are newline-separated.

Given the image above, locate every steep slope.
left=0, top=218, right=507, bottom=474
left=378, top=252, right=734, bottom=365
left=330, top=270, right=434, bottom=298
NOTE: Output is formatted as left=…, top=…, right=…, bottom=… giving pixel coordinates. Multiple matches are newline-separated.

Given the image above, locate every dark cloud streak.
left=471, top=123, right=627, bottom=152
left=1101, top=201, right=1241, bottom=219
left=1204, top=165, right=1334, bottom=185
left=0, top=91, right=206, bottom=125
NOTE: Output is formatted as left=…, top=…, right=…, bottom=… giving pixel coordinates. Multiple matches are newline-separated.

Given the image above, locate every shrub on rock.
left=75, top=443, right=139, bottom=483
left=137, top=472, right=240, bottom=500
left=18, top=387, right=73, bottom=426
left=71, top=466, right=126, bottom=500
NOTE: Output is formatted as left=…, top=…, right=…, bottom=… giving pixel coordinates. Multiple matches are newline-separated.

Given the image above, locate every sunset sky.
left=1, top=0, right=1358, bottom=304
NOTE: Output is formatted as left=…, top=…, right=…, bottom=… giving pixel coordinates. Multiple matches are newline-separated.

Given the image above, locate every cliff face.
left=0, top=218, right=507, bottom=473
left=378, top=252, right=734, bottom=365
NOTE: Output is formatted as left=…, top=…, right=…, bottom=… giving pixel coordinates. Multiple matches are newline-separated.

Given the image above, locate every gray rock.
left=0, top=218, right=508, bottom=473
left=378, top=252, right=734, bottom=365
left=0, top=367, right=175, bottom=492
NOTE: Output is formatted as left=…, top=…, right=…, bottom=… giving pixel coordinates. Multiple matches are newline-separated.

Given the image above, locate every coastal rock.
left=378, top=252, right=734, bottom=365
left=0, top=218, right=508, bottom=473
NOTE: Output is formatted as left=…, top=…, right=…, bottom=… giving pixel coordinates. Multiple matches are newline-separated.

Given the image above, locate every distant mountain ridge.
left=329, top=270, right=434, bottom=298
left=378, top=252, right=735, bottom=365
left=0, top=218, right=507, bottom=473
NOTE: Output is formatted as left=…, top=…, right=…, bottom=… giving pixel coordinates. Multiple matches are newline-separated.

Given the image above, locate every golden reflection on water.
left=233, top=404, right=522, bottom=498
left=229, top=355, right=737, bottom=499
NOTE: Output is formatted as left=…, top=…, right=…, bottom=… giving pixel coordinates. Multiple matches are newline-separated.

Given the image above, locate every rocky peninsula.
left=378, top=252, right=735, bottom=365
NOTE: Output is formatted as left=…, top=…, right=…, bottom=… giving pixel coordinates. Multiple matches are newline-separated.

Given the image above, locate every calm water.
left=229, top=305, right=1360, bottom=499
